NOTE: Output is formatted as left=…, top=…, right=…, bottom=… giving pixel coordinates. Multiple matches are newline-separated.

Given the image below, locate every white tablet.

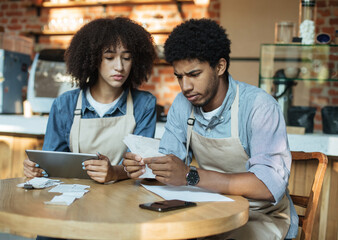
left=25, top=150, right=98, bottom=179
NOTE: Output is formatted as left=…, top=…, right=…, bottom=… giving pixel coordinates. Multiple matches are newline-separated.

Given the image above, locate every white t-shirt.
left=86, top=88, right=123, bottom=118
left=200, top=105, right=221, bottom=120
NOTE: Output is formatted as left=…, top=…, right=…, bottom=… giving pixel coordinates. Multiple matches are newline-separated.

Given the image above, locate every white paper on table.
left=48, top=184, right=90, bottom=193
left=123, top=134, right=165, bottom=178
left=44, top=195, right=76, bottom=206
left=141, top=184, right=234, bottom=202
left=16, top=177, right=61, bottom=189
left=63, top=191, right=87, bottom=198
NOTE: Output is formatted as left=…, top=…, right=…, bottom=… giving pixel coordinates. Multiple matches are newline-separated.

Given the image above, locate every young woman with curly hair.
left=24, top=17, right=157, bottom=185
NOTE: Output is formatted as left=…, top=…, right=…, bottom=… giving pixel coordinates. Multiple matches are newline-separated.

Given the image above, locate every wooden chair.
left=290, top=151, right=328, bottom=240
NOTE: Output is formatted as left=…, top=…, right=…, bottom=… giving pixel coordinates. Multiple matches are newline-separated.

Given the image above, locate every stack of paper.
left=123, top=134, right=165, bottom=178
left=45, top=184, right=90, bottom=206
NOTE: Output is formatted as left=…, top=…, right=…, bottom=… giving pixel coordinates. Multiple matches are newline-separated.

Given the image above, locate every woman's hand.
left=122, top=152, right=145, bottom=178
left=23, top=158, right=47, bottom=178
left=83, top=154, right=116, bottom=183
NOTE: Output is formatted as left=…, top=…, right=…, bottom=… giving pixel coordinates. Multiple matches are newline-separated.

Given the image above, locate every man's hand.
left=23, top=158, right=46, bottom=178
left=144, top=154, right=189, bottom=186
left=83, top=154, right=115, bottom=183
left=122, top=152, right=145, bottom=178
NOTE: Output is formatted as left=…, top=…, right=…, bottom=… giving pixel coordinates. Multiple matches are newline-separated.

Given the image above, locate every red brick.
left=329, top=0, right=338, bottom=6
left=181, top=3, right=195, bottom=11
left=310, top=87, right=323, bottom=94
left=7, top=24, right=22, bottom=31
left=6, top=11, right=23, bottom=17
left=158, top=67, right=174, bottom=75
left=316, top=18, right=325, bottom=25
left=328, top=89, right=338, bottom=96
left=150, top=76, right=161, bottom=83
left=314, top=123, right=322, bottom=131
left=1, top=19, right=8, bottom=24
left=318, top=9, right=331, bottom=17
left=164, top=76, right=176, bottom=82
left=332, top=98, right=338, bottom=105
left=315, top=114, right=322, bottom=121
left=334, top=8, right=338, bottom=17
left=329, top=52, right=338, bottom=61
left=322, top=26, right=335, bottom=34
left=213, top=3, right=220, bottom=10
left=25, top=24, right=42, bottom=31
left=208, top=11, right=219, bottom=19
left=316, top=1, right=327, bottom=7
left=139, top=84, right=155, bottom=91
left=1, top=4, right=9, bottom=10
left=10, top=18, right=18, bottom=24
left=168, top=84, right=181, bottom=92
left=329, top=18, right=338, bottom=25
left=10, top=3, right=19, bottom=9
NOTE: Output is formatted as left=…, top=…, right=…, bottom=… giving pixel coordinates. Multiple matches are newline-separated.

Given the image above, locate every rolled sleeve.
left=247, top=99, right=291, bottom=204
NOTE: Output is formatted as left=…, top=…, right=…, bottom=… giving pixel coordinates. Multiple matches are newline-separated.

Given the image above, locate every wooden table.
left=0, top=178, right=249, bottom=240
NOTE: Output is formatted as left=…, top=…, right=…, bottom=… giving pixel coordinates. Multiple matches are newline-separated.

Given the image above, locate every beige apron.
left=69, top=90, right=136, bottom=165
left=186, top=85, right=291, bottom=240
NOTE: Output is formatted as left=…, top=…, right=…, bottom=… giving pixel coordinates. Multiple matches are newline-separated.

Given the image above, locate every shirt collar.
left=81, top=88, right=129, bottom=116
left=193, top=75, right=237, bottom=125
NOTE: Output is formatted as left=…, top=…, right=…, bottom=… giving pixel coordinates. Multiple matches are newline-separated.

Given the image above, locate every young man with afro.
left=124, top=18, right=298, bottom=239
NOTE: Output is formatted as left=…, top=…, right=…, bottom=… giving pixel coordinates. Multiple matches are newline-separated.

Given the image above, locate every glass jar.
left=299, top=0, right=316, bottom=44
left=275, top=22, right=295, bottom=44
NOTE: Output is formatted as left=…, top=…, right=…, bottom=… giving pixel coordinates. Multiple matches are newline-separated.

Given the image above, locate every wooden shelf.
left=31, top=0, right=193, bottom=8
left=24, top=29, right=172, bottom=38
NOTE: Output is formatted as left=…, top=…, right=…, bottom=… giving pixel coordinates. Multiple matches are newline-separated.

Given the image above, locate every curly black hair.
left=164, top=18, right=231, bottom=74
left=65, top=17, right=156, bottom=89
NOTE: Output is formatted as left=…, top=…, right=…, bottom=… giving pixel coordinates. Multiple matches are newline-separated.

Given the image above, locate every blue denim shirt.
left=159, top=75, right=298, bottom=238
left=43, top=88, right=157, bottom=164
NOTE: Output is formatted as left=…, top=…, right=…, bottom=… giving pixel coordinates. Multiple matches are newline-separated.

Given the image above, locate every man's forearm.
left=196, top=169, right=275, bottom=202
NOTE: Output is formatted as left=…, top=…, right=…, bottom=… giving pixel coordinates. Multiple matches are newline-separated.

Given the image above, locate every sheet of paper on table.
left=45, top=184, right=90, bottom=206
left=141, top=184, right=234, bottom=202
left=123, top=134, right=165, bottom=179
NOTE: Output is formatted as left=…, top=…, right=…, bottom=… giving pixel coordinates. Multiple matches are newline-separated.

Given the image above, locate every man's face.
left=173, top=59, right=224, bottom=112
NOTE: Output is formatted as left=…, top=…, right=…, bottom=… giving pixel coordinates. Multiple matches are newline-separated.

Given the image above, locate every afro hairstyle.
left=164, top=18, right=231, bottom=73
left=65, top=17, right=156, bottom=89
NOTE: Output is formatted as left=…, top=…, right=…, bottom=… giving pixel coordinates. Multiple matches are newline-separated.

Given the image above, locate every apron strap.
left=185, top=109, right=195, bottom=165
left=126, top=90, right=134, bottom=116
left=185, top=84, right=240, bottom=164
left=71, top=90, right=83, bottom=153
left=231, top=84, right=239, bottom=138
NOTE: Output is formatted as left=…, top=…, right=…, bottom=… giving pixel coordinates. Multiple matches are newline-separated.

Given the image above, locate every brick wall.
left=0, top=0, right=220, bottom=111
left=311, top=0, right=338, bottom=131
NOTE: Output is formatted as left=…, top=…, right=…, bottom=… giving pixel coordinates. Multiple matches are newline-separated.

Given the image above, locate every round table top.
left=0, top=178, right=249, bottom=240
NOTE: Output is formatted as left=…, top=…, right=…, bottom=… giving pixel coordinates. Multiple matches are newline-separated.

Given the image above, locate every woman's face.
left=98, top=43, right=132, bottom=89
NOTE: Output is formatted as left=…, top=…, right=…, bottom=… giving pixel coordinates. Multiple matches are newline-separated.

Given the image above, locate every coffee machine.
left=0, top=49, right=31, bottom=114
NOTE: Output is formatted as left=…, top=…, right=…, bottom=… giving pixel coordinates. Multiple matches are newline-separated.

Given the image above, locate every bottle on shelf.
left=299, top=0, right=316, bottom=44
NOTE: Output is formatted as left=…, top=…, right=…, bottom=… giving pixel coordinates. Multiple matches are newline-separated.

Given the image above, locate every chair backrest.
left=290, top=151, right=328, bottom=240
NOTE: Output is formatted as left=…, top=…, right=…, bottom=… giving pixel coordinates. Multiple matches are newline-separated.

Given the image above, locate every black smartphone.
left=139, top=199, right=197, bottom=212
